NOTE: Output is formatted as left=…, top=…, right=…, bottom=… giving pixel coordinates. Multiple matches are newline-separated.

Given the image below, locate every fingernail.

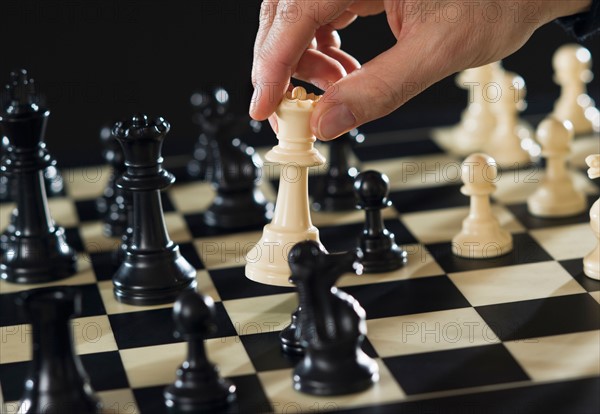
left=316, top=104, right=356, bottom=140
left=249, top=88, right=258, bottom=115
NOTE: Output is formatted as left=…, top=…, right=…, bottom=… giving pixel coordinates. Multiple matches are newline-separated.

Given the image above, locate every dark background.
left=1, top=0, right=598, bottom=168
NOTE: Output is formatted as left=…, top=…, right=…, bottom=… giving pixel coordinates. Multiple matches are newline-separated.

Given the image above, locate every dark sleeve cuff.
left=555, top=0, right=600, bottom=40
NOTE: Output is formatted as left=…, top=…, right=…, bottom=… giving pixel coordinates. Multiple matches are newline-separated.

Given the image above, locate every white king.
left=245, top=87, right=326, bottom=286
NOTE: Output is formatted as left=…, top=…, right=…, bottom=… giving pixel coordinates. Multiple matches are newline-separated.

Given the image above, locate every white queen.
left=245, top=87, right=326, bottom=286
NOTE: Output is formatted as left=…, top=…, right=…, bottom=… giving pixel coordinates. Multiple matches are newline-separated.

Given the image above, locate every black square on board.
left=63, top=227, right=85, bottom=252
left=0, top=360, right=29, bottom=402
left=74, top=199, right=103, bottom=223
left=160, top=192, right=175, bottom=213
left=209, top=266, right=291, bottom=301
left=80, top=351, right=129, bottom=391
left=133, top=375, right=272, bottom=414
left=383, top=344, right=529, bottom=395
left=109, top=302, right=236, bottom=349
left=506, top=195, right=597, bottom=230
left=178, top=242, right=205, bottom=270
left=184, top=213, right=264, bottom=238
left=0, top=283, right=105, bottom=327
left=240, top=331, right=302, bottom=372
left=475, top=293, right=600, bottom=342
left=319, top=219, right=417, bottom=253
left=560, top=258, right=600, bottom=292
left=389, top=183, right=467, bottom=214
left=89, top=251, right=119, bottom=281
left=133, top=385, right=168, bottom=414
left=425, top=232, right=553, bottom=274
left=354, top=138, right=443, bottom=162
left=341, top=276, right=470, bottom=320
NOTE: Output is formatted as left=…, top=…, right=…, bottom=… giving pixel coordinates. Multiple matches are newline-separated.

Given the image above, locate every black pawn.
left=16, top=287, right=101, bottom=414
left=0, top=69, right=77, bottom=283
left=164, top=290, right=236, bottom=413
left=279, top=306, right=303, bottom=355
left=354, top=170, right=406, bottom=273
left=96, top=125, right=129, bottom=237
left=112, top=115, right=196, bottom=305
left=312, top=129, right=362, bottom=212
left=289, top=240, right=378, bottom=395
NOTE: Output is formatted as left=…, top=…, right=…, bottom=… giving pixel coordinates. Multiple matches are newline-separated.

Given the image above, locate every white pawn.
left=452, top=153, right=513, bottom=259
left=527, top=118, right=587, bottom=217
left=485, top=71, right=532, bottom=168
left=552, top=44, right=598, bottom=136
left=451, top=62, right=500, bottom=154
left=584, top=154, right=600, bottom=280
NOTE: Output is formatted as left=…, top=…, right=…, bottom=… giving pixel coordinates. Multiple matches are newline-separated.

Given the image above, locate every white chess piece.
left=451, top=62, right=499, bottom=154
left=527, top=118, right=587, bottom=217
left=552, top=44, right=598, bottom=136
left=584, top=154, right=600, bottom=280
left=485, top=70, right=532, bottom=168
left=245, top=87, right=326, bottom=286
left=452, top=153, right=513, bottom=258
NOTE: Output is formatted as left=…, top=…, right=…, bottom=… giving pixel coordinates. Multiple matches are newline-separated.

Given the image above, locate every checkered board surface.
left=1, top=126, right=599, bottom=414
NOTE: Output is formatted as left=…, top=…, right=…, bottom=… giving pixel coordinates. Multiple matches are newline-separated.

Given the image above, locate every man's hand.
left=250, top=0, right=591, bottom=140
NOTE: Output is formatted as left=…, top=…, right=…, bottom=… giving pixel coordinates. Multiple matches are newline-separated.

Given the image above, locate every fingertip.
left=268, top=114, right=279, bottom=134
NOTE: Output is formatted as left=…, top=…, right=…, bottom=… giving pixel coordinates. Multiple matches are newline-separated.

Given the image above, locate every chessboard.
left=1, top=125, right=599, bottom=414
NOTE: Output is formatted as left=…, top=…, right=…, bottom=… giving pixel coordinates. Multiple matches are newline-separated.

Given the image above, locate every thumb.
left=310, top=39, right=457, bottom=140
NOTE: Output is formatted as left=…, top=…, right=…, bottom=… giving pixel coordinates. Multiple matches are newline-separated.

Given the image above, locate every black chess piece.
left=279, top=306, right=303, bottom=354
left=0, top=69, right=77, bottom=283
left=186, top=89, right=226, bottom=180
left=0, top=135, right=11, bottom=201
left=312, top=129, right=363, bottom=212
left=191, top=87, right=273, bottom=229
left=288, top=240, right=378, bottom=395
left=164, top=290, right=236, bottom=413
left=0, top=76, right=63, bottom=202
left=96, top=124, right=129, bottom=237
left=354, top=170, right=407, bottom=273
left=112, top=115, right=196, bottom=305
left=204, top=118, right=273, bottom=228
left=16, top=287, right=102, bottom=414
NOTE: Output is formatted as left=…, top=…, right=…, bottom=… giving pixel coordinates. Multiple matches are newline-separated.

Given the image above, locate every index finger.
left=250, top=0, right=353, bottom=120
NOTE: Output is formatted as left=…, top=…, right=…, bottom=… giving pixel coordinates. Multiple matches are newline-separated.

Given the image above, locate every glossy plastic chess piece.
left=552, top=44, right=597, bottom=136
left=584, top=154, right=599, bottom=280
left=450, top=62, right=499, bottom=154
left=354, top=170, right=407, bottom=273
left=484, top=70, right=532, bottom=168
left=16, top=287, right=101, bottom=414
left=0, top=69, right=77, bottom=283
left=96, top=124, right=129, bottom=237
left=112, top=115, right=196, bottom=305
left=279, top=306, right=303, bottom=354
left=452, top=153, right=513, bottom=258
left=312, top=129, right=362, bottom=212
left=164, top=290, right=236, bottom=413
left=527, top=118, right=586, bottom=217
left=188, top=88, right=273, bottom=228
left=187, top=88, right=226, bottom=180
left=0, top=135, right=11, bottom=201
left=245, top=87, right=326, bottom=286
left=288, top=240, right=378, bottom=395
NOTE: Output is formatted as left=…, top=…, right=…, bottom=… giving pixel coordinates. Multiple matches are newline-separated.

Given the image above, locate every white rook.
left=245, top=87, right=326, bottom=286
